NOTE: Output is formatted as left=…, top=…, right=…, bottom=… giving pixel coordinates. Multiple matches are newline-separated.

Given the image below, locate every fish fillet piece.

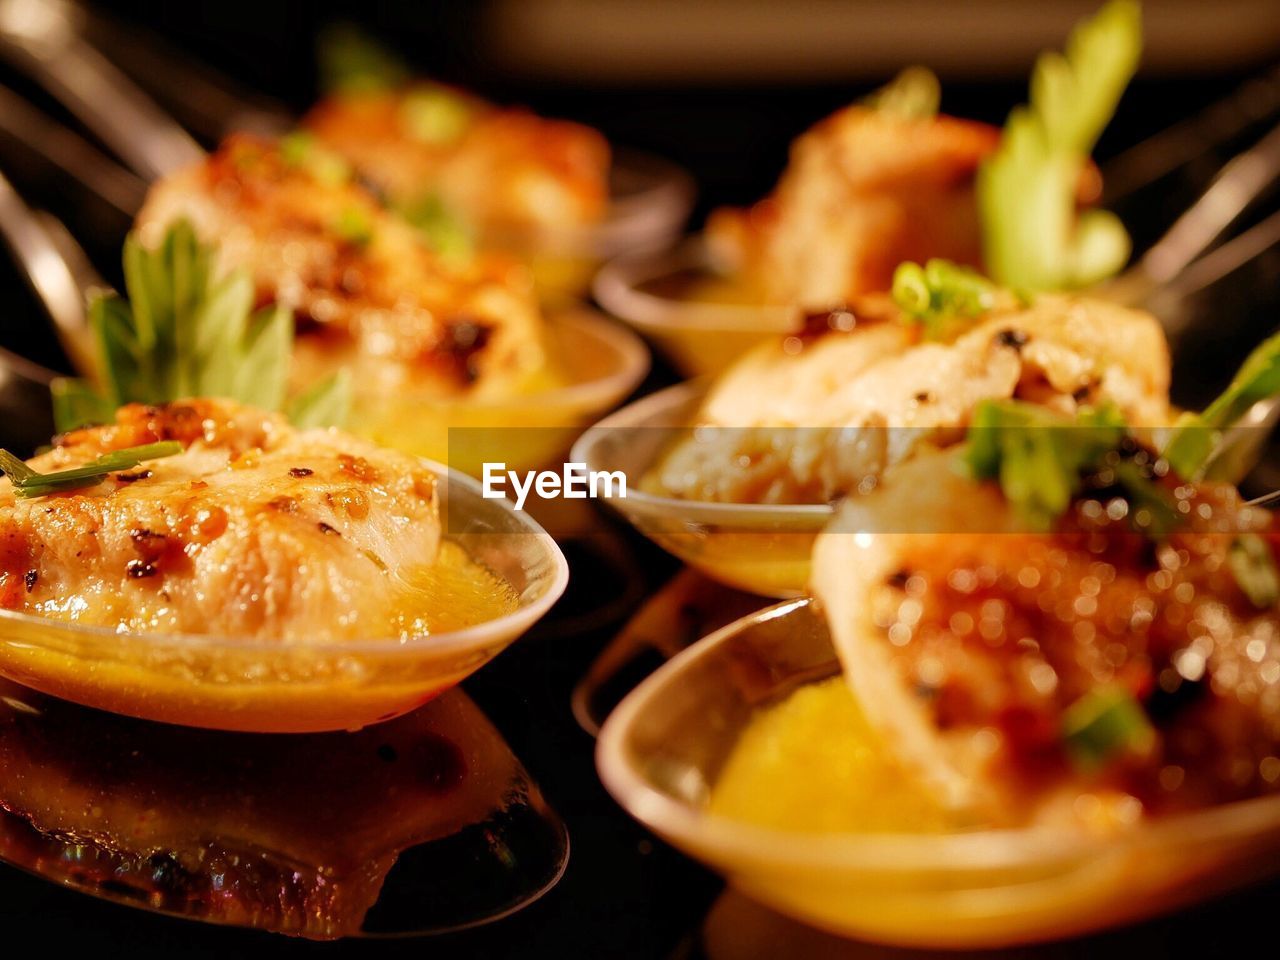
left=135, top=134, right=552, bottom=399
left=304, top=84, right=611, bottom=242
left=705, top=108, right=999, bottom=307
left=812, top=450, right=1280, bottom=825
left=0, top=398, right=440, bottom=640
left=654, top=294, right=1170, bottom=504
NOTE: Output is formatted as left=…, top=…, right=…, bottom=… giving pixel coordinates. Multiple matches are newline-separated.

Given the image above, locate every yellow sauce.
left=390, top=540, right=519, bottom=636
left=709, top=677, right=954, bottom=833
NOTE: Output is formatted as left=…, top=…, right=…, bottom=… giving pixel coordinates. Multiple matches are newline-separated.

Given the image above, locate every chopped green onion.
left=279, top=131, right=352, bottom=186
left=978, top=0, right=1141, bottom=291
left=400, top=86, right=472, bottom=145
left=1062, top=685, right=1155, bottom=769
left=1229, top=534, right=1280, bottom=609
left=400, top=193, right=475, bottom=262
left=891, top=259, right=998, bottom=340
left=0, top=442, right=183, bottom=499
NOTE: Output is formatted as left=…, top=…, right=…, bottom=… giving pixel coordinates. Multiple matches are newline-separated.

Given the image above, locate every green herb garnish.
left=966, top=398, right=1178, bottom=537
left=966, top=399, right=1127, bottom=529
left=862, top=66, right=940, bottom=121
left=317, top=22, right=409, bottom=94
left=334, top=206, right=375, bottom=247
left=401, top=85, right=472, bottom=144
left=1229, top=534, right=1280, bottom=609
left=52, top=219, right=349, bottom=433
left=892, top=259, right=998, bottom=339
left=279, top=131, right=352, bottom=187
left=400, top=193, right=475, bottom=262
left=0, top=442, right=182, bottom=499
left=978, top=0, right=1141, bottom=291
left=1163, top=329, right=1280, bottom=481
left=1062, top=685, right=1155, bottom=769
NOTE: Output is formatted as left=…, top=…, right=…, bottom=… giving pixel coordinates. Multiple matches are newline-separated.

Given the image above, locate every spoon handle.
left=0, top=0, right=203, bottom=180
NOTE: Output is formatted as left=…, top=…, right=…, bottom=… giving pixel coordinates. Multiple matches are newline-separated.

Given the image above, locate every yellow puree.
left=709, top=677, right=953, bottom=833
left=392, top=540, right=519, bottom=635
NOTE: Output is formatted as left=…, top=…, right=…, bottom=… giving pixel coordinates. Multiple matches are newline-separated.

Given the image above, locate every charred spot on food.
left=289, top=467, right=315, bottom=478
left=23, top=569, right=37, bottom=592
left=126, top=559, right=159, bottom=579
left=116, top=469, right=152, bottom=483
left=914, top=391, right=935, bottom=405
left=317, top=521, right=342, bottom=537
left=439, top=317, right=493, bottom=384
left=887, top=569, right=912, bottom=589
left=996, top=328, right=1029, bottom=351
left=130, top=529, right=169, bottom=562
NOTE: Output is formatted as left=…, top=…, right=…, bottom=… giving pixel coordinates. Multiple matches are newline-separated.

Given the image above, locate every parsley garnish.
left=1062, top=685, right=1154, bottom=769
left=0, top=442, right=182, bottom=499
left=51, top=220, right=350, bottom=433
left=978, top=0, right=1141, bottom=291
left=1229, top=534, right=1280, bottom=609
left=966, top=399, right=1127, bottom=529
left=892, top=259, right=998, bottom=339
left=966, top=399, right=1178, bottom=535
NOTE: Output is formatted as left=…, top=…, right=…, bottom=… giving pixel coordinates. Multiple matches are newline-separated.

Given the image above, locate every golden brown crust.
left=0, top=399, right=440, bottom=640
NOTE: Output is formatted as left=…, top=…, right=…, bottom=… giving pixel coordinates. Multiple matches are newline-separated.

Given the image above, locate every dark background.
left=1, top=2, right=1279, bottom=957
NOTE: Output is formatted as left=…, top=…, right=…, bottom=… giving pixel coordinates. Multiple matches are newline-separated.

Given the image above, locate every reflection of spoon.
left=572, top=568, right=763, bottom=736
left=0, top=679, right=568, bottom=939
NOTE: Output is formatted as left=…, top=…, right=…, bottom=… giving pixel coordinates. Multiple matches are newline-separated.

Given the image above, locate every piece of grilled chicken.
left=0, top=399, right=440, bottom=640
left=653, top=294, right=1170, bottom=504
left=135, top=134, right=552, bottom=400
left=812, top=449, right=1280, bottom=827
left=705, top=108, right=1000, bottom=308
left=304, top=82, right=611, bottom=244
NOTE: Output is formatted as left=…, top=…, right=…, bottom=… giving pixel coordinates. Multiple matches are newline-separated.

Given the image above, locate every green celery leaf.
left=978, top=0, right=1141, bottom=291
left=233, top=305, right=292, bottom=413
left=288, top=370, right=352, bottom=430
left=50, top=377, right=117, bottom=433
left=1164, top=329, right=1280, bottom=480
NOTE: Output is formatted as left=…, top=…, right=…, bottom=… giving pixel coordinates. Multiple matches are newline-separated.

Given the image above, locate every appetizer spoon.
left=595, top=79, right=1280, bottom=376
left=0, top=0, right=694, bottom=288
left=0, top=461, right=569, bottom=733
left=597, top=597, right=1280, bottom=948
left=0, top=0, right=202, bottom=178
